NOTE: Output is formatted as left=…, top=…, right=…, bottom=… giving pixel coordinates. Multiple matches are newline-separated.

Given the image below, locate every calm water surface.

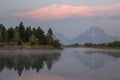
left=0, top=48, right=120, bottom=80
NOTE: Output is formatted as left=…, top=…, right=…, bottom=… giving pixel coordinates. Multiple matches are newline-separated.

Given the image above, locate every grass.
left=0, top=42, right=62, bottom=50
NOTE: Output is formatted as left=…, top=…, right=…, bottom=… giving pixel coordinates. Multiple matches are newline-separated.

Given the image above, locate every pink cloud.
left=115, top=4, right=120, bottom=8
left=17, top=4, right=120, bottom=21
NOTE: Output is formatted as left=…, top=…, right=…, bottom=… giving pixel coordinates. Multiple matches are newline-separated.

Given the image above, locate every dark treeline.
left=84, top=41, right=120, bottom=48
left=66, top=41, right=120, bottom=48
left=0, top=22, right=61, bottom=48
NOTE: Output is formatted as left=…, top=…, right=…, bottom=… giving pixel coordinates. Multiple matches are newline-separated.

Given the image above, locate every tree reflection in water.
left=75, top=49, right=120, bottom=70
left=85, top=50, right=120, bottom=58
left=0, top=51, right=61, bottom=76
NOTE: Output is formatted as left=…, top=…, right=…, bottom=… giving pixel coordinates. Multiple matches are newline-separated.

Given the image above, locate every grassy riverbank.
left=0, top=45, right=62, bottom=50
left=0, top=43, right=62, bottom=50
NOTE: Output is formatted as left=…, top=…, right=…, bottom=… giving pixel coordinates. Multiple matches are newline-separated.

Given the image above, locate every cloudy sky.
left=0, top=0, right=120, bottom=38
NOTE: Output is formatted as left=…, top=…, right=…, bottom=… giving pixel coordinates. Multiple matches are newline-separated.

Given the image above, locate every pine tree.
left=52, top=39, right=61, bottom=48
left=1, top=25, right=5, bottom=42
left=47, top=28, right=54, bottom=45
left=14, top=30, right=21, bottom=45
left=18, top=22, right=25, bottom=41
left=4, top=30, right=8, bottom=42
left=24, top=26, right=32, bottom=42
left=47, top=28, right=53, bottom=38
left=37, top=27, right=45, bottom=44
left=8, top=27, right=14, bottom=42
left=0, top=24, right=5, bottom=42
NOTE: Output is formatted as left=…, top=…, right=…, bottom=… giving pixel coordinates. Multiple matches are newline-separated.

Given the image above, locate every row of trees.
left=0, top=22, right=61, bottom=48
left=84, top=41, right=120, bottom=48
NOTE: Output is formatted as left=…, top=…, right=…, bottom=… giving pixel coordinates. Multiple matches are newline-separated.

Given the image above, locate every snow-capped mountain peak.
left=71, top=26, right=120, bottom=44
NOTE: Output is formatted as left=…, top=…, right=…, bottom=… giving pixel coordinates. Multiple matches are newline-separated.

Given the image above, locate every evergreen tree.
left=1, top=25, right=6, bottom=42
left=18, top=22, right=25, bottom=41
left=47, top=28, right=53, bottom=38
left=42, top=35, right=49, bottom=45
left=8, top=27, right=14, bottom=42
left=4, top=30, right=8, bottom=42
left=24, top=26, right=32, bottom=42
left=15, top=26, right=19, bottom=30
left=0, top=24, right=5, bottom=42
left=37, top=27, right=45, bottom=44
left=52, top=39, right=61, bottom=48
left=47, top=28, right=54, bottom=45
left=14, top=30, right=21, bottom=45
left=32, top=28, right=37, bottom=37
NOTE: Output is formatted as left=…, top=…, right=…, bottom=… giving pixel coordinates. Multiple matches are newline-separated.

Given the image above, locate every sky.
left=0, top=0, right=120, bottom=38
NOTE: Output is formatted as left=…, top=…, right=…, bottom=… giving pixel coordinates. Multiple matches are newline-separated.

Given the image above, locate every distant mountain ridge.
left=71, top=26, right=120, bottom=44
left=54, top=32, right=70, bottom=45
left=54, top=27, right=120, bottom=45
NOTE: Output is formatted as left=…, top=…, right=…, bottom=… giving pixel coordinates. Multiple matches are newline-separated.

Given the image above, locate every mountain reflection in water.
left=75, top=49, right=120, bottom=70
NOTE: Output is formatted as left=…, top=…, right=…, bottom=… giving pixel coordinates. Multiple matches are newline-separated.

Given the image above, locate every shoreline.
left=64, top=46, right=120, bottom=50
left=0, top=45, right=119, bottom=50
left=0, top=45, right=63, bottom=50
left=83, top=47, right=120, bottom=50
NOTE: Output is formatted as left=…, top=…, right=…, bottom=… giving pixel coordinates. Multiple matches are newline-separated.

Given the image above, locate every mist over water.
left=0, top=48, right=120, bottom=80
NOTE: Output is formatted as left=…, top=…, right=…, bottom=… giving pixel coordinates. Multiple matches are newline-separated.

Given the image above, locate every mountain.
left=71, top=26, right=120, bottom=44
left=54, top=32, right=70, bottom=45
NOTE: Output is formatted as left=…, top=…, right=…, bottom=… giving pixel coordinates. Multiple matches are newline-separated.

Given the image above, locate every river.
left=0, top=48, right=120, bottom=80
